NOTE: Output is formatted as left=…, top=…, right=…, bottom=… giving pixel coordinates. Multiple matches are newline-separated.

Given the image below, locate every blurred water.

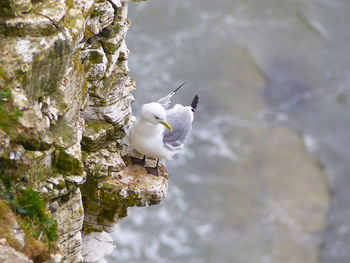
left=108, top=1, right=350, bottom=262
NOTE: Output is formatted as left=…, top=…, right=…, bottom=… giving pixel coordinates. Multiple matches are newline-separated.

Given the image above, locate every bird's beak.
left=161, top=121, right=172, bottom=132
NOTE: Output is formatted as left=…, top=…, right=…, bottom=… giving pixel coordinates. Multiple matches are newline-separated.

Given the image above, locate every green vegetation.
left=17, top=189, right=58, bottom=243
left=0, top=178, right=58, bottom=262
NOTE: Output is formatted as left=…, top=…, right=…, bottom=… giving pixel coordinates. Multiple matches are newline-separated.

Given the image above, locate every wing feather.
left=163, top=106, right=193, bottom=150
left=157, top=83, right=186, bottom=109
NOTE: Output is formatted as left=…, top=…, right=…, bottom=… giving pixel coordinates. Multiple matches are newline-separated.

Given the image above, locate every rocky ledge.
left=0, top=0, right=167, bottom=262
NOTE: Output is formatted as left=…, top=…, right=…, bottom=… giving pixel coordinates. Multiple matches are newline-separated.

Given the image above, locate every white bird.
left=129, top=83, right=199, bottom=176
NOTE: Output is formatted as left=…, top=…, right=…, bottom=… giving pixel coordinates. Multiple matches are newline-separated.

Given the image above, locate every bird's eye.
left=154, top=115, right=160, bottom=120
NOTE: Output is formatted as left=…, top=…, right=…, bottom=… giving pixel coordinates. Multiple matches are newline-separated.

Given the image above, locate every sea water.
left=108, top=1, right=350, bottom=262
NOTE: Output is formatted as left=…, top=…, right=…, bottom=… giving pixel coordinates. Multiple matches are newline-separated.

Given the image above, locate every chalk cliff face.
left=0, top=1, right=167, bottom=262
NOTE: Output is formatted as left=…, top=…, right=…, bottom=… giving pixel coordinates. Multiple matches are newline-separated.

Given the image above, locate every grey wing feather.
left=157, top=93, right=173, bottom=109
left=163, top=110, right=193, bottom=150
left=157, top=83, right=186, bottom=109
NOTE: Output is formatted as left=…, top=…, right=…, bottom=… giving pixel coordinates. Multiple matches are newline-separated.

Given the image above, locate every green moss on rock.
left=82, top=121, right=115, bottom=151
left=63, top=7, right=85, bottom=43
left=53, top=149, right=84, bottom=175
left=16, top=132, right=52, bottom=151
left=88, top=50, right=104, bottom=64
left=101, top=42, right=116, bottom=55
left=0, top=0, right=32, bottom=17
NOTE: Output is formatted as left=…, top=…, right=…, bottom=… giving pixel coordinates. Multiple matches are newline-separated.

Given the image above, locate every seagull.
left=129, top=83, right=199, bottom=176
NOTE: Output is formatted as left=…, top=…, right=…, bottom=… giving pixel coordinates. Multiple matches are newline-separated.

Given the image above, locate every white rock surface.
left=0, top=244, right=33, bottom=263
left=82, top=232, right=116, bottom=263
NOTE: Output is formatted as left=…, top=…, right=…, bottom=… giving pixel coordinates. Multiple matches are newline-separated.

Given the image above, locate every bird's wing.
left=163, top=105, right=193, bottom=151
left=157, top=82, right=186, bottom=109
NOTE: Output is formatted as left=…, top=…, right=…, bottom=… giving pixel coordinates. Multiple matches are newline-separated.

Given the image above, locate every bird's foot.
left=145, top=166, right=159, bottom=177
left=130, top=155, right=146, bottom=166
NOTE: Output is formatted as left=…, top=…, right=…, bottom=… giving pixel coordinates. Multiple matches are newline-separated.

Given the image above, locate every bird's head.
left=140, top=102, right=172, bottom=131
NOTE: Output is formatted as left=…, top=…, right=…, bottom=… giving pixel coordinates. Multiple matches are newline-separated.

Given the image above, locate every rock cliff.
left=0, top=0, right=167, bottom=262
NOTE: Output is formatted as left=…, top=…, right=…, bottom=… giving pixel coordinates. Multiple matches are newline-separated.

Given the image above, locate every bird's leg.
left=146, top=159, right=159, bottom=177
left=130, top=155, right=146, bottom=166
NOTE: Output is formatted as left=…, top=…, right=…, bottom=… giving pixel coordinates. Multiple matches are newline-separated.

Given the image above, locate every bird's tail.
left=191, top=95, right=199, bottom=112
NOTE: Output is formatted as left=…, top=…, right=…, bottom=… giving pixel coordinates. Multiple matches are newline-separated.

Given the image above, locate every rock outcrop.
left=0, top=0, right=168, bottom=262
